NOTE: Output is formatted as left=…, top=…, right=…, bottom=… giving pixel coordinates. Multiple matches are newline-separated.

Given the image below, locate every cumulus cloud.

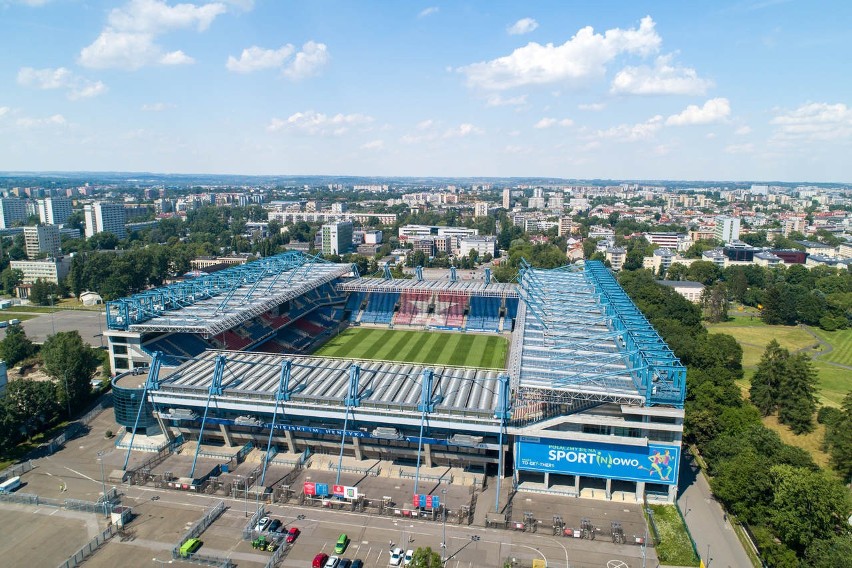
left=416, top=119, right=434, bottom=130
left=282, top=41, right=329, bottom=80
left=141, top=102, right=175, bottom=111
left=611, top=54, right=712, bottom=95
left=16, top=114, right=67, bottom=128
left=507, top=17, right=538, bottom=35
left=534, top=117, right=573, bottom=129
left=17, top=66, right=107, bottom=99
left=0, top=107, right=10, bottom=118
left=578, top=102, right=605, bottom=111
left=267, top=110, right=373, bottom=135
left=735, top=125, right=752, bottom=135
left=770, top=102, right=852, bottom=142
left=595, top=115, right=664, bottom=141
left=79, top=0, right=229, bottom=69
left=458, top=16, right=661, bottom=90
left=443, top=123, right=483, bottom=138
left=725, top=143, right=755, bottom=154
left=665, top=98, right=731, bottom=126
left=360, top=139, right=384, bottom=150
left=418, top=6, right=438, bottom=18
left=485, top=94, right=527, bottom=107
left=226, top=44, right=295, bottom=73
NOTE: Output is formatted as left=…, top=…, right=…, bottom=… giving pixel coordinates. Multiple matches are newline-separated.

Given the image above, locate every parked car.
left=286, top=526, right=300, bottom=543
left=268, top=519, right=282, bottom=532
left=312, top=553, right=329, bottom=568
left=403, top=550, right=414, bottom=565
left=334, top=533, right=349, bottom=554
left=350, top=560, right=363, bottom=568
left=389, top=547, right=404, bottom=566
left=324, top=556, right=340, bottom=568
left=338, top=560, right=352, bottom=568
left=254, top=516, right=271, bottom=532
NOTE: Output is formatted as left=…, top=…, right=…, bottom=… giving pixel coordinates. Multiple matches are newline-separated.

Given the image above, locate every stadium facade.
left=107, top=252, right=685, bottom=503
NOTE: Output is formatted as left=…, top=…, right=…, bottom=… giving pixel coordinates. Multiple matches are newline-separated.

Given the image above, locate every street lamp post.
left=97, top=450, right=109, bottom=517
left=440, top=488, right=447, bottom=564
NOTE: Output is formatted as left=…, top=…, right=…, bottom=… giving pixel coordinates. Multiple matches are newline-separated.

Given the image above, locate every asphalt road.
left=677, top=453, right=753, bottom=568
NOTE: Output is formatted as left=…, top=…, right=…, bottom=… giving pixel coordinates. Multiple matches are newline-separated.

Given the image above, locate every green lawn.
left=649, top=505, right=700, bottom=567
left=315, top=327, right=508, bottom=368
left=809, top=327, right=852, bottom=367
left=706, top=320, right=817, bottom=368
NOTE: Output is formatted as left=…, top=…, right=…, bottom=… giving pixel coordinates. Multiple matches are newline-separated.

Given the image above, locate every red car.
left=312, top=553, right=329, bottom=568
left=286, top=527, right=300, bottom=543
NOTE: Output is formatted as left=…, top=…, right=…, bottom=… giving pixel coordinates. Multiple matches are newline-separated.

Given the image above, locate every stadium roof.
left=151, top=349, right=505, bottom=430
left=338, top=277, right=518, bottom=297
left=514, top=261, right=686, bottom=408
left=106, top=251, right=350, bottom=336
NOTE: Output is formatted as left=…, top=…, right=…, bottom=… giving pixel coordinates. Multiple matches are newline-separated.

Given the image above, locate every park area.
left=706, top=317, right=852, bottom=466
left=315, top=327, right=509, bottom=368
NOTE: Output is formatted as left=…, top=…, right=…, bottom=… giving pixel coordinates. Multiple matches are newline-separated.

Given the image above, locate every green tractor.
left=251, top=536, right=268, bottom=549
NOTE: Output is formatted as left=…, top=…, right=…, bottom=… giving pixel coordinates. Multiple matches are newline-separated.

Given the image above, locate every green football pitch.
left=314, top=327, right=509, bottom=369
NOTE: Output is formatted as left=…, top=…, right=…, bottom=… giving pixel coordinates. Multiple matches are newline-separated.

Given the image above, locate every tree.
left=701, top=283, right=729, bottom=323
left=410, top=547, right=442, bottom=568
left=805, top=534, right=852, bottom=568
left=40, top=331, right=100, bottom=415
left=777, top=353, right=819, bottom=434
left=761, top=284, right=798, bottom=325
left=824, top=391, right=852, bottom=482
left=664, top=263, right=689, bottom=281
left=0, top=267, right=23, bottom=295
left=750, top=340, right=788, bottom=416
left=0, top=324, right=37, bottom=367
left=4, top=379, right=59, bottom=440
left=685, top=260, right=721, bottom=286
left=769, top=464, right=852, bottom=554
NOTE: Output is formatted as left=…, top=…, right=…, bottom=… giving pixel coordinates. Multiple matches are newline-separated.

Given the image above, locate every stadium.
left=106, top=251, right=685, bottom=507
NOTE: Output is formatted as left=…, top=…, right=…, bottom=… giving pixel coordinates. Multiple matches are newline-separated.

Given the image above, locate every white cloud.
left=770, top=102, right=852, bottom=142
left=665, top=98, right=731, bottom=126
left=17, top=66, right=107, bottom=99
left=611, top=54, right=712, bottom=95
left=418, top=6, right=438, bottom=18
left=485, top=94, right=527, bottom=107
left=141, top=102, right=175, bottom=111
left=0, top=107, right=9, bottom=118
left=361, top=139, right=384, bottom=150
left=282, top=41, right=329, bottom=80
left=267, top=110, right=373, bottom=135
left=595, top=115, right=663, bottom=141
left=507, top=17, right=538, bottom=35
left=16, top=114, right=67, bottom=128
left=443, top=123, right=483, bottom=138
left=458, top=16, right=661, bottom=90
left=416, top=119, right=434, bottom=130
left=534, top=117, right=573, bottom=129
left=725, top=143, right=755, bottom=153
left=79, top=0, right=229, bottom=69
left=578, top=102, right=605, bottom=111
left=226, top=44, right=295, bottom=73
left=706, top=132, right=717, bottom=139
left=735, top=125, right=752, bottom=135
left=502, top=145, right=532, bottom=155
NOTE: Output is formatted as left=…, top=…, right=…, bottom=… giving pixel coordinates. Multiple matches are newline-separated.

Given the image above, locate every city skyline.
left=1, top=0, right=850, bottom=182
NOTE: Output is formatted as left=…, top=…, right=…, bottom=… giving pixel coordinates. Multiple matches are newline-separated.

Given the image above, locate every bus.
left=0, top=476, right=21, bottom=494
left=179, top=538, right=202, bottom=557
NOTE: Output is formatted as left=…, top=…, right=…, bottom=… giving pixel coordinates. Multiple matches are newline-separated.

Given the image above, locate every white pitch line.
left=64, top=466, right=97, bottom=483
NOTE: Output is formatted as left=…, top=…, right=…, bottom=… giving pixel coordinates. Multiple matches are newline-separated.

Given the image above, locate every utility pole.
left=97, top=450, right=109, bottom=517
left=440, top=488, right=447, bottom=564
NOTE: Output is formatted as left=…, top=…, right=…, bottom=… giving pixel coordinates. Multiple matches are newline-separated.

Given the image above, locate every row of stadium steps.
left=253, top=306, right=345, bottom=355
left=142, top=332, right=213, bottom=365
left=393, top=291, right=432, bottom=326
left=359, top=291, right=400, bottom=324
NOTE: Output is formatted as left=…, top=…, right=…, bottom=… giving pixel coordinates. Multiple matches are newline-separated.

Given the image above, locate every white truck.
left=0, top=476, right=21, bottom=493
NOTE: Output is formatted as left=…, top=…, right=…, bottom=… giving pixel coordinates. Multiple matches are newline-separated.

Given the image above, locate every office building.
left=84, top=202, right=127, bottom=240
left=10, top=256, right=73, bottom=284
left=321, top=221, right=353, bottom=256
left=23, top=224, right=61, bottom=259
left=474, top=202, right=489, bottom=218
left=502, top=188, right=511, bottom=209
left=38, top=197, right=73, bottom=226
left=459, top=236, right=497, bottom=258
left=0, top=198, right=27, bottom=229
left=714, top=216, right=740, bottom=244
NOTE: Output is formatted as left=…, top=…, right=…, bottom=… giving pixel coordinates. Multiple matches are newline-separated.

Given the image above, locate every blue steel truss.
left=106, top=251, right=324, bottom=330
left=516, top=261, right=685, bottom=408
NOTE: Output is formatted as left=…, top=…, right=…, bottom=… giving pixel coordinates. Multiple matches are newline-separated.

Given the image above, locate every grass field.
left=649, top=505, right=699, bottom=567
left=315, top=327, right=508, bottom=368
left=707, top=319, right=817, bottom=368
left=808, top=327, right=852, bottom=367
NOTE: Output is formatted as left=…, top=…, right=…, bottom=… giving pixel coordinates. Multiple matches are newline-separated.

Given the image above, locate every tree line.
left=618, top=270, right=851, bottom=567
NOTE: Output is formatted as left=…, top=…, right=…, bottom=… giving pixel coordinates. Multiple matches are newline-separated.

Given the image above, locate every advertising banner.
left=314, top=483, right=329, bottom=497
left=333, top=485, right=359, bottom=499
left=516, top=437, right=680, bottom=485
left=303, top=482, right=316, bottom=496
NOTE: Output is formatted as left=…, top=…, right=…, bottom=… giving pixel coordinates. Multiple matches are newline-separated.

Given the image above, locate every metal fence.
left=0, top=460, right=34, bottom=483
left=56, top=524, right=117, bottom=568
left=178, top=499, right=226, bottom=546
left=0, top=491, right=118, bottom=515
left=242, top=505, right=267, bottom=540
left=46, top=396, right=112, bottom=455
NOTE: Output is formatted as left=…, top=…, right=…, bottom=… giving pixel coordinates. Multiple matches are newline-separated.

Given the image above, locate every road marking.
left=64, top=466, right=97, bottom=483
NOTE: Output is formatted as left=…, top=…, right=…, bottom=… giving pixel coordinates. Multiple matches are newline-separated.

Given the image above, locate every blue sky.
left=1, top=0, right=850, bottom=182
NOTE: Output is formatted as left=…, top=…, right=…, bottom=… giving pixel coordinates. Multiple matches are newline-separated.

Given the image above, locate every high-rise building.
left=0, top=198, right=27, bottom=229
left=474, top=201, right=489, bottom=218
left=502, top=188, right=511, bottom=209
left=23, top=224, right=61, bottom=258
left=714, top=216, right=740, bottom=244
left=84, top=202, right=127, bottom=240
left=321, top=221, right=353, bottom=256
left=38, top=197, right=73, bottom=225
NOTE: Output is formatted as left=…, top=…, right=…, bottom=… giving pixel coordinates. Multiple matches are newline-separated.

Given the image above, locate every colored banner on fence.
left=412, top=494, right=441, bottom=509
left=333, top=485, right=359, bottom=499
left=515, top=437, right=680, bottom=485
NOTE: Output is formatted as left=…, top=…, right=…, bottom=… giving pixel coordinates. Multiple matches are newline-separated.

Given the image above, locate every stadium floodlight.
left=372, top=427, right=403, bottom=440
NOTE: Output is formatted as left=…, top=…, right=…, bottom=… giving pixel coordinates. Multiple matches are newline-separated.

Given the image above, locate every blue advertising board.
left=516, top=437, right=680, bottom=485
